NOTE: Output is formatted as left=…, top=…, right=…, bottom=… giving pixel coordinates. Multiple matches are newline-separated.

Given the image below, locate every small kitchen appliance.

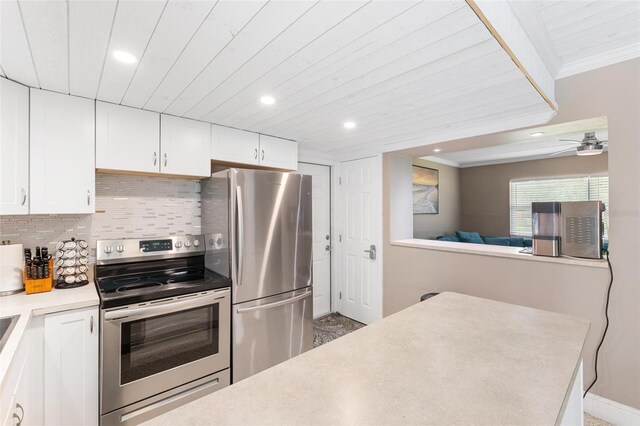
left=95, top=235, right=231, bottom=426
left=0, top=242, right=24, bottom=296
left=561, top=201, right=605, bottom=259
left=532, top=202, right=561, bottom=257
left=201, top=168, right=314, bottom=383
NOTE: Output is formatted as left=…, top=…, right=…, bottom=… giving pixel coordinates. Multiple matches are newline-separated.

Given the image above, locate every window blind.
left=509, top=175, right=608, bottom=238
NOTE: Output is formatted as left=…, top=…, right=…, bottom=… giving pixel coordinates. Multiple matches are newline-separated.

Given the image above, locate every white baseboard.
left=584, top=393, right=640, bottom=425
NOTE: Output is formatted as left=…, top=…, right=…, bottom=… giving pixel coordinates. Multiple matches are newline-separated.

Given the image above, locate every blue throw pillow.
left=455, top=231, right=485, bottom=244
left=523, top=239, right=533, bottom=248
left=483, top=237, right=510, bottom=246
left=437, top=235, right=461, bottom=242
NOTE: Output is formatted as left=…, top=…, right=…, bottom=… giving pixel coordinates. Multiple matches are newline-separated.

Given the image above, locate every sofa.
left=436, top=231, right=533, bottom=248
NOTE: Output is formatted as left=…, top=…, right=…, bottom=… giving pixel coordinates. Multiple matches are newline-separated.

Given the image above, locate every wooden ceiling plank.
left=120, top=0, right=217, bottom=108
left=142, top=1, right=266, bottom=113
left=163, top=1, right=316, bottom=117
left=278, top=59, right=518, bottom=140
left=249, top=18, right=488, bottom=134
left=0, top=0, right=39, bottom=87
left=212, top=2, right=464, bottom=125
left=68, top=0, right=117, bottom=99
left=200, top=0, right=424, bottom=124
left=185, top=0, right=370, bottom=120
left=302, top=80, right=540, bottom=149
left=19, top=0, right=68, bottom=93
left=96, top=0, right=167, bottom=104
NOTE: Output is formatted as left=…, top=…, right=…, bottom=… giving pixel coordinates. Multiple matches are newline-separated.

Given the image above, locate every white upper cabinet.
left=258, top=135, right=298, bottom=171
left=30, top=89, right=95, bottom=214
left=0, top=78, right=29, bottom=215
left=211, top=124, right=260, bottom=166
left=96, top=102, right=160, bottom=174
left=160, top=115, right=211, bottom=177
left=211, top=125, right=298, bottom=170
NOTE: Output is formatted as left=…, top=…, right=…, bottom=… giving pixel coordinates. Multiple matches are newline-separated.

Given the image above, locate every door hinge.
left=339, top=234, right=342, bottom=242
left=339, top=292, right=342, bottom=300
left=339, top=177, right=342, bottom=185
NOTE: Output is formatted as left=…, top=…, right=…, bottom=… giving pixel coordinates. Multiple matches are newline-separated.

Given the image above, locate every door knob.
left=364, top=244, right=376, bottom=260
left=325, top=245, right=331, bottom=251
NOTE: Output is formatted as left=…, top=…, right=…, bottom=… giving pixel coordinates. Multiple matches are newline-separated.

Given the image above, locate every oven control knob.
left=116, top=245, right=125, bottom=253
left=193, top=239, right=200, bottom=247
left=104, top=245, right=113, bottom=254
left=184, top=240, right=191, bottom=248
left=175, top=241, right=183, bottom=248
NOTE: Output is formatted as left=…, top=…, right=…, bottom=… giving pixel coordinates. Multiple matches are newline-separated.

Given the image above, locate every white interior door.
left=297, top=163, right=331, bottom=318
left=339, top=156, right=381, bottom=325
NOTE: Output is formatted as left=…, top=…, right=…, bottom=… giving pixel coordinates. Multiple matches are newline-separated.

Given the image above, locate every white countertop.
left=0, top=284, right=99, bottom=387
left=392, top=238, right=608, bottom=268
left=144, top=292, right=590, bottom=426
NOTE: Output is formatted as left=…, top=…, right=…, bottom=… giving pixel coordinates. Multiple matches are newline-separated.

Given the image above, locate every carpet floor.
left=313, top=313, right=612, bottom=425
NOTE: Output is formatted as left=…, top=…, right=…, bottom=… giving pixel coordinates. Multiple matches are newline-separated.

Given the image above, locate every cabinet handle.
left=90, top=315, right=94, bottom=334
left=21, top=188, right=26, bottom=206
left=87, top=190, right=91, bottom=206
left=153, top=151, right=157, bottom=166
left=261, top=149, right=265, bottom=161
left=254, top=148, right=258, bottom=160
left=14, top=402, right=24, bottom=426
left=164, top=153, right=167, bottom=167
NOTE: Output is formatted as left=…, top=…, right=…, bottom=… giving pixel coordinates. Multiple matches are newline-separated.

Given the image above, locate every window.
left=509, top=175, right=608, bottom=238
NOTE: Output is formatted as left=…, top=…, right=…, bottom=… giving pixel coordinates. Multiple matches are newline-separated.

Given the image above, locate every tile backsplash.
left=0, top=174, right=201, bottom=262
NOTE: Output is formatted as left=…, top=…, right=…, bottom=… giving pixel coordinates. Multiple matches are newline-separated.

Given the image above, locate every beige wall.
left=383, top=58, right=640, bottom=408
left=459, top=154, right=608, bottom=236
left=413, top=158, right=461, bottom=239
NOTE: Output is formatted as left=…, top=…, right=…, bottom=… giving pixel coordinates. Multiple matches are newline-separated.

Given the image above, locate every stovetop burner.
left=95, top=256, right=231, bottom=309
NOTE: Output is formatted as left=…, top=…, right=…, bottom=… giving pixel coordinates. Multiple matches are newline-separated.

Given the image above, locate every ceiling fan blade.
left=559, top=139, right=583, bottom=143
left=548, top=147, right=577, bottom=156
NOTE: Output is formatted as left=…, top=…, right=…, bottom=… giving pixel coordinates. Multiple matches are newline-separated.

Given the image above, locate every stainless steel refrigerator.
left=201, top=168, right=313, bottom=383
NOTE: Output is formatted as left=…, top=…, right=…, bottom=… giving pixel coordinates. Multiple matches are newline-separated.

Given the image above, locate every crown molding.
left=557, top=42, right=640, bottom=79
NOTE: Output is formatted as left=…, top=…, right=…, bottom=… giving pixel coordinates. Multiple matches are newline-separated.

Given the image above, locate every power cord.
left=583, top=248, right=613, bottom=398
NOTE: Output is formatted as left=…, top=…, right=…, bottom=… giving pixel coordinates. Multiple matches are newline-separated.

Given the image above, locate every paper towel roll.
left=0, top=243, right=24, bottom=293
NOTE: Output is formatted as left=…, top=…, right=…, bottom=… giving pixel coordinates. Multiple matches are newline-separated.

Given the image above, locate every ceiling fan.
left=548, top=132, right=608, bottom=157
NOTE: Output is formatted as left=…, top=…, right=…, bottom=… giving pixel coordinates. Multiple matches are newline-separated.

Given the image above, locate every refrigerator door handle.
left=236, top=185, right=244, bottom=286
left=236, top=290, right=312, bottom=314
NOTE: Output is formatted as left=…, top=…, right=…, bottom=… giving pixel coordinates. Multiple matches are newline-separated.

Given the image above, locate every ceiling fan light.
left=576, top=145, right=604, bottom=156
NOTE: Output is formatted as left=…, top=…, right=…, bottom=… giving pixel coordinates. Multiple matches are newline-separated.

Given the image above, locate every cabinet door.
left=44, top=307, right=98, bottom=426
left=259, top=135, right=298, bottom=170
left=96, top=101, right=160, bottom=173
left=211, top=124, right=259, bottom=166
left=0, top=78, right=29, bottom=214
left=160, top=115, right=211, bottom=177
left=30, top=89, right=95, bottom=214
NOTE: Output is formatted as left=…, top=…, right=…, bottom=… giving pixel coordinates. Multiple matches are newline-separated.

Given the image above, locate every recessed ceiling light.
left=343, top=121, right=356, bottom=129
left=529, top=131, right=545, bottom=137
left=433, top=148, right=441, bottom=153
left=260, top=96, right=275, bottom=105
left=113, top=50, right=137, bottom=64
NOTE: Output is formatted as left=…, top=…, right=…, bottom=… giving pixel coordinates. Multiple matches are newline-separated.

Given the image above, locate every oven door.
left=101, top=288, right=230, bottom=415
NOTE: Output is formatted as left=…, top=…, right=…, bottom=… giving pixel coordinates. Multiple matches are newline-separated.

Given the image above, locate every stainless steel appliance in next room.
left=201, top=168, right=313, bottom=383
left=95, top=236, right=231, bottom=426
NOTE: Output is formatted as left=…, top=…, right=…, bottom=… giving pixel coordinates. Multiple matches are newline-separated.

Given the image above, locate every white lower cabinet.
left=44, top=306, right=99, bottom=426
left=1, top=317, right=43, bottom=426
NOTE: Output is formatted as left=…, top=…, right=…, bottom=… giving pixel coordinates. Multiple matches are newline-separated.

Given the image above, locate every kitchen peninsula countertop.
left=0, top=284, right=99, bottom=386
left=144, top=292, right=590, bottom=425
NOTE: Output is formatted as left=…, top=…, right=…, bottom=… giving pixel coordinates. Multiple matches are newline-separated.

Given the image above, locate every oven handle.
left=104, top=290, right=229, bottom=321
left=236, top=289, right=312, bottom=314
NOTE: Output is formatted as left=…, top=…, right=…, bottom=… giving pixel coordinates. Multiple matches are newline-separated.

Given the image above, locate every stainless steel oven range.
left=95, top=236, right=231, bottom=426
